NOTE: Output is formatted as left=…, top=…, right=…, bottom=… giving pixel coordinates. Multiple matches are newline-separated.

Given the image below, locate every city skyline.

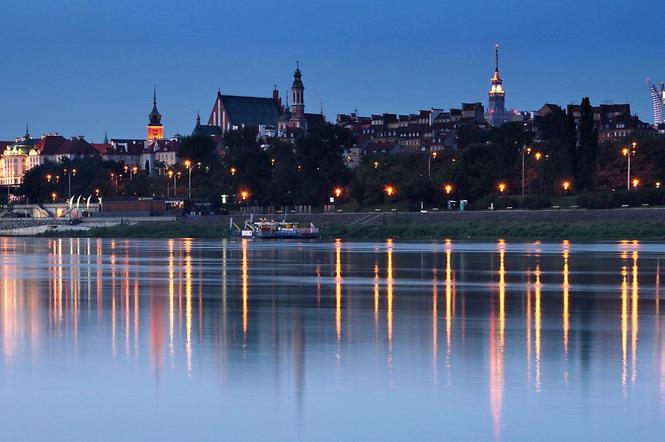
left=0, top=0, right=662, bottom=140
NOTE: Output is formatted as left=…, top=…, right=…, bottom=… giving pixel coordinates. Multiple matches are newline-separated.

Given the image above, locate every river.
left=0, top=238, right=663, bottom=441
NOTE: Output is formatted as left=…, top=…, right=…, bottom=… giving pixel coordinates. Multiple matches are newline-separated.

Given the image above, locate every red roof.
left=91, top=143, right=110, bottom=155
left=36, top=135, right=100, bottom=157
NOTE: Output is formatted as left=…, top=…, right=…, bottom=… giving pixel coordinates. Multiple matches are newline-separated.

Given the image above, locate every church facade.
left=201, top=64, right=325, bottom=139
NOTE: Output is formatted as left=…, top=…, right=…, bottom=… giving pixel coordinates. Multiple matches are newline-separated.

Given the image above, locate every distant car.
left=68, top=218, right=82, bottom=225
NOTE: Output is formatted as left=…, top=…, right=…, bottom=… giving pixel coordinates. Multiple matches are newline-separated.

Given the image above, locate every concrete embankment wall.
left=183, top=208, right=665, bottom=227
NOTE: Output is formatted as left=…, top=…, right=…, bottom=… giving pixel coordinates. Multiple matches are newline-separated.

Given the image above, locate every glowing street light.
left=632, top=178, right=640, bottom=189
left=428, top=151, right=438, bottom=177
left=51, top=192, right=57, bottom=202
left=562, top=180, right=571, bottom=192
left=240, top=189, right=250, bottom=201
left=622, top=142, right=636, bottom=190
left=230, top=167, right=237, bottom=176
left=384, top=185, right=395, bottom=197
left=334, top=187, right=343, bottom=198
left=657, top=181, right=662, bottom=189
left=534, top=152, right=542, bottom=161
left=444, top=184, right=453, bottom=195
left=373, top=161, right=379, bottom=169
left=498, top=182, right=507, bottom=194
left=46, top=174, right=52, bottom=183
left=63, top=168, right=77, bottom=199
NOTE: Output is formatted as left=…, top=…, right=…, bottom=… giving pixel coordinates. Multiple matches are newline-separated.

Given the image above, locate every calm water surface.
left=1, top=238, right=665, bottom=441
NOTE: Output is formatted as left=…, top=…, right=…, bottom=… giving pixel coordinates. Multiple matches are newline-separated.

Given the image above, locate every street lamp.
left=498, top=182, right=507, bottom=195
left=444, top=184, right=453, bottom=195
left=562, top=180, right=571, bottom=192
left=230, top=167, right=237, bottom=176
left=63, top=168, right=76, bottom=199
left=240, top=189, right=250, bottom=201
left=110, top=172, right=119, bottom=197
left=428, top=151, right=438, bottom=177
left=51, top=192, right=57, bottom=202
left=167, top=170, right=173, bottom=197
left=384, top=185, right=395, bottom=197
left=373, top=161, right=379, bottom=169
left=521, top=146, right=531, bottom=198
left=632, top=178, right=639, bottom=189
left=184, top=160, right=201, bottom=199
left=622, top=142, right=636, bottom=191
left=657, top=181, right=662, bottom=190
left=46, top=174, right=52, bottom=183
left=334, top=187, right=343, bottom=198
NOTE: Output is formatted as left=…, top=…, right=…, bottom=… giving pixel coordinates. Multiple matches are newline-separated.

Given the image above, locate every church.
left=196, top=64, right=326, bottom=140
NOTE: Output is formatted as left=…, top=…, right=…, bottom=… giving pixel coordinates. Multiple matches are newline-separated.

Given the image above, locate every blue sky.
left=0, top=0, right=662, bottom=140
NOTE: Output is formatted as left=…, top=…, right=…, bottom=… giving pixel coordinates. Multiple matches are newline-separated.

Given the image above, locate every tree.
left=577, top=97, right=599, bottom=191
left=177, top=135, right=218, bottom=166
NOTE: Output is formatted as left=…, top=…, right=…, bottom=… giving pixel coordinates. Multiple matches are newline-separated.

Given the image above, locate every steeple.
left=196, top=113, right=201, bottom=127
left=104, top=130, right=109, bottom=144
left=149, top=85, right=162, bottom=125
left=291, top=62, right=305, bottom=122
left=24, top=122, right=30, bottom=139
left=147, top=85, right=164, bottom=140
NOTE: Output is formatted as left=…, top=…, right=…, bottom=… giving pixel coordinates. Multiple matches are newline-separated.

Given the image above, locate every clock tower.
left=147, top=87, right=164, bottom=140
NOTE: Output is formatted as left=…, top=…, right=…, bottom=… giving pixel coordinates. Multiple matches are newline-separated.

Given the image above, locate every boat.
left=233, top=218, right=320, bottom=239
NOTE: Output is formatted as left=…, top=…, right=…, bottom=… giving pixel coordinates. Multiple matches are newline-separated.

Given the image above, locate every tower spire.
left=25, top=122, right=30, bottom=138
left=495, top=44, right=499, bottom=72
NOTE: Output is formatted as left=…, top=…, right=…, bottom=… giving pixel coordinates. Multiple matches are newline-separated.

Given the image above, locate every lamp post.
left=622, top=143, right=637, bottom=191
left=444, top=184, right=453, bottom=196
left=63, top=168, right=77, bottom=199
left=428, top=151, right=438, bottom=177
left=167, top=170, right=173, bottom=198
left=498, top=182, right=507, bottom=195
left=521, top=146, right=531, bottom=198
left=184, top=160, right=201, bottom=199
left=110, top=173, right=119, bottom=197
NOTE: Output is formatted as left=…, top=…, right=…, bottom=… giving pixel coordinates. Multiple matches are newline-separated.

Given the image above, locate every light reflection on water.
left=1, top=237, right=665, bottom=440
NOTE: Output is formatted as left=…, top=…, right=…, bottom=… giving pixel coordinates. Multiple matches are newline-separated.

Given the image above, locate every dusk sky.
left=0, top=0, right=663, bottom=140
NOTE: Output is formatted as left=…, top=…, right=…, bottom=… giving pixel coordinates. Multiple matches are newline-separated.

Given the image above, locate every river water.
left=0, top=238, right=664, bottom=441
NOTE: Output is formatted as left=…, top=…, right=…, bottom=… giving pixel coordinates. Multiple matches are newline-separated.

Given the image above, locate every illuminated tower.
left=648, top=79, right=665, bottom=126
left=147, top=87, right=164, bottom=140
left=487, top=44, right=507, bottom=126
left=291, top=62, right=305, bottom=125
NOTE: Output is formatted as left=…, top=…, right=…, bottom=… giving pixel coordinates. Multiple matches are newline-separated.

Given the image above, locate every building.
left=648, top=79, right=665, bottom=126
left=104, top=137, right=181, bottom=173
left=485, top=44, right=510, bottom=127
left=147, top=88, right=164, bottom=141
left=566, top=103, right=655, bottom=143
left=0, top=128, right=39, bottom=187
left=37, top=135, right=101, bottom=164
left=204, top=64, right=326, bottom=141
left=337, top=102, right=488, bottom=155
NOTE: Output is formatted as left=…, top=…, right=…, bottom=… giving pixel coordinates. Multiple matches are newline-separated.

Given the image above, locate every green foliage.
left=177, top=135, right=219, bottom=165
left=576, top=189, right=665, bottom=209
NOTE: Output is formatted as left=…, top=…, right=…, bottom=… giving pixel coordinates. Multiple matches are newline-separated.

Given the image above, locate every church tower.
left=147, top=87, right=164, bottom=140
left=487, top=44, right=507, bottom=126
left=291, top=62, right=305, bottom=125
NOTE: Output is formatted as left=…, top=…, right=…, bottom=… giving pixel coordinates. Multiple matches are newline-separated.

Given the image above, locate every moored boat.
left=234, top=219, right=320, bottom=239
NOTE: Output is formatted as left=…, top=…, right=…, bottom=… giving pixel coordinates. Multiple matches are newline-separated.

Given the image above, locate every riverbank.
left=36, top=220, right=665, bottom=240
